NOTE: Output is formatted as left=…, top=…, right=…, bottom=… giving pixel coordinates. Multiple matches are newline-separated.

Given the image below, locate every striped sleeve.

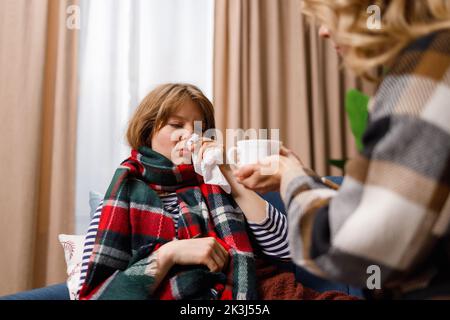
left=247, top=202, right=290, bottom=259
left=281, top=32, right=450, bottom=291
left=77, top=200, right=104, bottom=298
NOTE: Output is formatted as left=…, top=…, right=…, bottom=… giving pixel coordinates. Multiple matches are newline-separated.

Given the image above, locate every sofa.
left=1, top=177, right=365, bottom=300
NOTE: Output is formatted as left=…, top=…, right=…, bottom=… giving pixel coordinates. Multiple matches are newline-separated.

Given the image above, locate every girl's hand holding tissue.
left=188, top=135, right=225, bottom=166
left=187, top=134, right=231, bottom=193
left=186, top=134, right=272, bottom=224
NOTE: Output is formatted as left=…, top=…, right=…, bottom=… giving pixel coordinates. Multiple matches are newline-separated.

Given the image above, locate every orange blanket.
left=256, top=259, right=360, bottom=300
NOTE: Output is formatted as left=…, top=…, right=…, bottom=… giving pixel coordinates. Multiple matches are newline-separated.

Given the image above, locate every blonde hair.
left=126, top=83, right=215, bottom=150
left=302, top=0, right=450, bottom=75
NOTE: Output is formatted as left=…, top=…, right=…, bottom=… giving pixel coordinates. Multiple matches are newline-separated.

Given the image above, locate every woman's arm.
left=283, top=112, right=449, bottom=289
left=235, top=122, right=449, bottom=290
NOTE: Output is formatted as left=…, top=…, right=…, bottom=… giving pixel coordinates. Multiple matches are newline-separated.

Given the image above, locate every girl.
left=78, top=83, right=295, bottom=300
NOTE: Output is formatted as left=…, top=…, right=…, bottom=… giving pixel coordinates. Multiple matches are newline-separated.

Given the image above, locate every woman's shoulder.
left=370, top=29, right=450, bottom=122
left=389, top=29, right=450, bottom=79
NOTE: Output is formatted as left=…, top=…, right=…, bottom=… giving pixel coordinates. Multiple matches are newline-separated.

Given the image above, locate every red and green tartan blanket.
left=79, top=146, right=257, bottom=300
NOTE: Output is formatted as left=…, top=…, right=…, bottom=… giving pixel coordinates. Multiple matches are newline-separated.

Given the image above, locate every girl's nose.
left=179, top=129, right=193, bottom=142
left=318, top=25, right=330, bottom=39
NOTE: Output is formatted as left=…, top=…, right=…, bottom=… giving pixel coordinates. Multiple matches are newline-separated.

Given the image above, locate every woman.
left=78, top=83, right=353, bottom=300
left=234, top=0, right=450, bottom=299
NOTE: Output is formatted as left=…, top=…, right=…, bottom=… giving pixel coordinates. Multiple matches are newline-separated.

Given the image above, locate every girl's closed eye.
left=169, top=122, right=184, bottom=129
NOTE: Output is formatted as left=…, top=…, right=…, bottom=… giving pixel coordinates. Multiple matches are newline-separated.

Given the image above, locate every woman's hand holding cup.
left=233, top=145, right=304, bottom=194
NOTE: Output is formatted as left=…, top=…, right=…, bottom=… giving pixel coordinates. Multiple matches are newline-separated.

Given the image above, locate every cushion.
left=58, top=234, right=85, bottom=300
left=88, top=190, right=103, bottom=219
left=58, top=191, right=104, bottom=300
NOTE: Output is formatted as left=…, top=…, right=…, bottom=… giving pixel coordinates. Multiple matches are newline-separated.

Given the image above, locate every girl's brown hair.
left=126, top=83, right=215, bottom=150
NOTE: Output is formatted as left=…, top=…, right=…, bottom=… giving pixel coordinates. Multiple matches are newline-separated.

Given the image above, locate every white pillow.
left=58, top=234, right=85, bottom=300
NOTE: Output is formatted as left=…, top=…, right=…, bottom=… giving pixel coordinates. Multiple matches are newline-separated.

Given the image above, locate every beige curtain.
left=214, top=0, right=377, bottom=176
left=0, top=0, right=78, bottom=295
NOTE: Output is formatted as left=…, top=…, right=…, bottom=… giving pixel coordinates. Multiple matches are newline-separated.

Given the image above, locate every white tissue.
left=188, top=134, right=231, bottom=194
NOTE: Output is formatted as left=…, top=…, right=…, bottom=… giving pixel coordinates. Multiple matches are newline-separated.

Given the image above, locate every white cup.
left=227, top=139, right=281, bottom=167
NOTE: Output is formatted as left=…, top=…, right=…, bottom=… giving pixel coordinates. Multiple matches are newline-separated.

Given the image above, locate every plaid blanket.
left=79, top=146, right=257, bottom=300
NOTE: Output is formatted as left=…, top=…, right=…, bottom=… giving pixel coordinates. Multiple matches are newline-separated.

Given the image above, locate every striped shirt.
left=160, top=194, right=181, bottom=231
left=247, top=202, right=290, bottom=259
left=77, top=195, right=290, bottom=297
